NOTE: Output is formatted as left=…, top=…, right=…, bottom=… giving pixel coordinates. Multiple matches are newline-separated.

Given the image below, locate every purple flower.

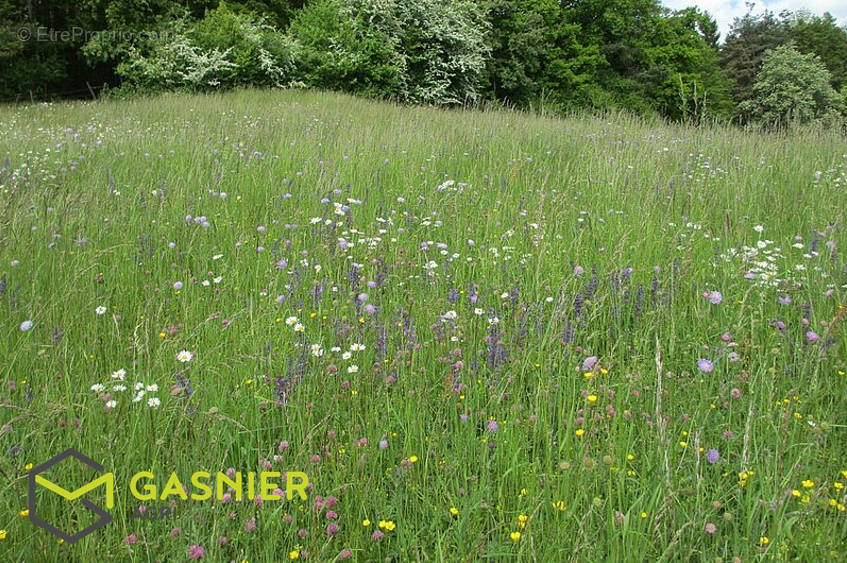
left=778, top=295, right=791, bottom=306
left=379, top=439, right=388, bottom=450
left=697, top=359, right=714, bottom=374
left=459, top=413, right=469, bottom=422
left=327, top=522, right=339, bottom=536
left=806, top=331, right=820, bottom=343
left=573, top=265, right=585, bottom=276
left=581, top=356, right=599, bottom=372
left=707, top=290, right=722, bottom=305
left=276, top=259, right=288, bottom=269
left=706, top=449, right=720, bottom=464
left=744, top=272, right=756, bottom=280
left=257, top=225, right=267, bottom=233
left=487, top=420, right=499, bottom=433
left=187, top=544, right=205, bottom=560
left=19, top=320, right=33, bottom=332
left=173, top=281, right=183, bottom=290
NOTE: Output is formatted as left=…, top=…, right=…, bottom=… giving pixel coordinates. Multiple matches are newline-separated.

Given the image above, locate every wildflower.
left=371, top=530, right=384, bottom=541
left=293, top=323, right=305, bottom=332
left=347, top=365, right=359, bottom=374
left=759, top=536, right=769, bottom=546
left=802, top=479, right=815, bottom=489
left=510, top=531, right=521, bottom=542
left=697, top=359, right=714, bottom=374
left=640, top=512, right=648, bottom=519
left=362, top=519, right=371, bottom=527
left=339, top=549, right=352, bottom=559
left=147, top=397, right=160, bottom=408
left=173, top=281, right=183, bottom=290
left=586, top=394, right=598, bottom=403
left=706, top=449, right=720, bottom=464
left=0, top=530, right=6, bottom=540
left=289, top=550, right=299, bottom=560
left=581, top=356, right=599, bottom=372
left=409, top=455, right=419, bottom=463
left=551, top=500, right=565, bottom=511
left=704, top=522, right=717, bottom=535
left=19, top=320, right=33, bottom=332
left=707, top=290, right=723, bottom=305
left=449, top=507, right=459, bottom=516
left=188, top=545, right=205, bottom=560
left=805, top=331, right=820, bottom=343
left=95, top=306, right=107, bottom=315
left=575, top=429, right=585, bottom=437
left=177, top=350, right=193, bottom=363
left=19, top=509, right=28, bottom=517
left=487, top=420, right=499, bottom=433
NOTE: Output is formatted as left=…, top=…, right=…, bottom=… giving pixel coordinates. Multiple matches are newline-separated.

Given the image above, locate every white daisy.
left=177, top=350, right=193, bottom=363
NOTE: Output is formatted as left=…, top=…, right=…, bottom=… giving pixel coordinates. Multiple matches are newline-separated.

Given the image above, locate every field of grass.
left=1, top=89, right=846, bottom=562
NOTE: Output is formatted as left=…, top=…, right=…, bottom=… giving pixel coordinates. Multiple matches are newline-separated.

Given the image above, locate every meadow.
left=0, top=89, right=845, bottom=562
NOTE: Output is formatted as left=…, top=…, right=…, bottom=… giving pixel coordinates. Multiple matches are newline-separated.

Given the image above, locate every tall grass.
left=0, top=89, right=845, bottom=561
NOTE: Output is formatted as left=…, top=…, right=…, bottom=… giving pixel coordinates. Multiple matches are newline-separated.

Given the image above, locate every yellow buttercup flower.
left=19, top=509, right=29, bottom=517
left=409, top=455, right=419, bottom=463
left=510, top=531, right=521, bottom=542
left=575, top=429, right=585, bottom=437
left=289, top=550, right=299, bottom=560
left=0, top=530, right=7, bottom=540
left=586, top=395, right=598, bottom=403
left=802, top=479, right=815, bottom=489
left=362, top=519, right=371, bottom=527
left=551, top=500, right=565, bottom=511
left=449, top=507, right=459, bottom=516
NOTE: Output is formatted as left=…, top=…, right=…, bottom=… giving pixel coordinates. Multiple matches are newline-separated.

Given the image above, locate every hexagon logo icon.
left=28, top=448, right=114, bottom=543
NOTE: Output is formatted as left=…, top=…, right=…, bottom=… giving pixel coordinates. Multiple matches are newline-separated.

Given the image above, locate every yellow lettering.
left=191, top=472, right=212, bottom=500
left=286, top=472, right=309, bottom=500
left=260, top=472, right=281, bottom=500
left=130, top=471, right=156, bottom=501
left=160, top=472, right=188, bottom=501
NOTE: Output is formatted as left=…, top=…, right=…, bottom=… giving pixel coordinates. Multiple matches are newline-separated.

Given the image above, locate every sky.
left=660, top=0, right=847, bottom=41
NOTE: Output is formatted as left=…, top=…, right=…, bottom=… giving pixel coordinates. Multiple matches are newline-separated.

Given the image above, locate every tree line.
left=2, top=0, right=845, bottom=126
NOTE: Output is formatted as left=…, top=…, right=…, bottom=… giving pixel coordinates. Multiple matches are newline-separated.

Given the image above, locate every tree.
left=720, top=7, right=790, bottom=104
left=739, top=43, right=843, bottom=127
left=790, top=12, right=847, bottom=91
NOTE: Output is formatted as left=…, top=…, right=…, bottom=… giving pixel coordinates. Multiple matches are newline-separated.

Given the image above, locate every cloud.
left=660, top=0, right=847, bottom=42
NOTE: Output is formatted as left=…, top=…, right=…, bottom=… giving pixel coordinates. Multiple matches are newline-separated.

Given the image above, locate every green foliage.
left=115, top=5, right=297, bottom=92
left=289, top=0, right=489, bottom=105
left=286, top=0, right=406, bottom=99
left=739, top=43, right=844, bottom=127
left=790, top=13, right=847, bottom=92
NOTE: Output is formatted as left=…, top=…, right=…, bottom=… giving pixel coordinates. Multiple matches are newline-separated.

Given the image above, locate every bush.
left=116, top=5, right=297, bottom=92
left=739, top=43, right=844, bottom=127
left=287, top=0, right=406, bottom=99
left=288, top=0, right=489, bottom=105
